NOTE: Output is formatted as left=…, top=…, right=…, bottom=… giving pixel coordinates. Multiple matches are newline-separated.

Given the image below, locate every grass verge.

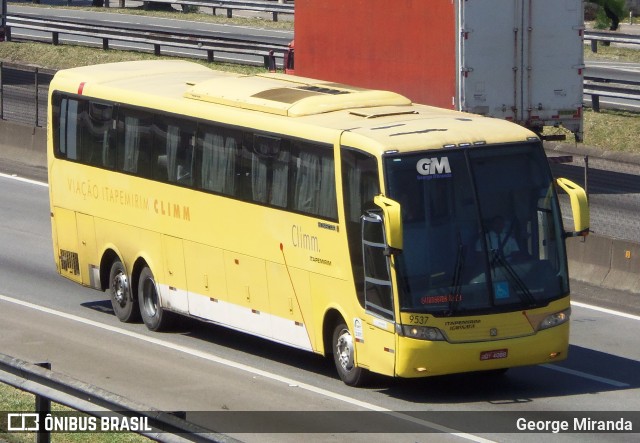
left=544, top=107, right=640, bottom=155
left=0, top=383, right=149, bottom=442
left=585, top=42, right=640, bottom=63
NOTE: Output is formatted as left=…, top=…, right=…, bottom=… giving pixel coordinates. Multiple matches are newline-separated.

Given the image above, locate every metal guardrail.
left=0, top=352, right=237, bottom=443
left=139, top=0, right=294, bottom=22
left=5, top=13, right=289, bottom=65
left=584, top=29, right=640, bottom=52
left=28, top=0, right=294, bottom=21
left=584, top=74, right=640, bottom=112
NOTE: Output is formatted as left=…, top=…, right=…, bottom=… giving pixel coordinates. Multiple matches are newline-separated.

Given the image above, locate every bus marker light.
left=78, top=82, right=86, bottom=95
left=415, top=367, right=427, bottom=373
left=549, top=352, right=561, bottom=359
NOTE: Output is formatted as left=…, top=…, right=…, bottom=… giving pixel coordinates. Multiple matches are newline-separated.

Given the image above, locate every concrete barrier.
left=567, top=233, right=640, bottom=295
left=0, top=120, right=638, bottom=295
left=565, top=234, right=612, bottom=288
left=0, top=120, right=47, bottom=167
left=603, top=238, right=640, bottom=294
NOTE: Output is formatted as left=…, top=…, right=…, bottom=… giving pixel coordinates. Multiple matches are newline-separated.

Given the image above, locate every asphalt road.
left=0, top=166, right=639, bottom=442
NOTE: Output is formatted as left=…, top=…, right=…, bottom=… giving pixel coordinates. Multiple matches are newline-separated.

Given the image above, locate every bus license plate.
left=480, top=349, right=508, bottom=361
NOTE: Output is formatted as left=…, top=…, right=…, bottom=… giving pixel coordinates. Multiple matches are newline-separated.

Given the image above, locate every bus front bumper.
left=394, top=323, right=569, bottom=378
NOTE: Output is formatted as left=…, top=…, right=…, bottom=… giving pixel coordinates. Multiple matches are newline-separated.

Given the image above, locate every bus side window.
left=52, top=95, right=80, bottom=161
left=197, top=125, right=241, bottom=196
left=153, top=116, right=196, bottom=186
left=78, top=101, right=114, bottom=168
left=55, top=96, right=72, bottom=160
left=250, top=134, right=289, bottom=208
left=116, top=108, right=153, bottom=177
left=291, top=141, right=337, bottom=220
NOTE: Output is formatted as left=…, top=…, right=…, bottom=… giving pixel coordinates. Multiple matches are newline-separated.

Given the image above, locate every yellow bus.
left=48, top=60, right=589, bottom=386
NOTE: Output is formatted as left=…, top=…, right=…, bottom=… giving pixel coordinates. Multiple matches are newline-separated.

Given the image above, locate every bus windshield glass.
left=384, top=142, right=569, bottom=315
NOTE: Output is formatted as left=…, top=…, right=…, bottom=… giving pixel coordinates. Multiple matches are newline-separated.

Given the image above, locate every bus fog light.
left=539, top=308, right=571, bottom=330
left=402, top=325, right=445, bottom=341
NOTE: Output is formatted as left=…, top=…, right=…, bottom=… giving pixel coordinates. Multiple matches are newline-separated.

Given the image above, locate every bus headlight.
left=538, top=308, right=571, bottom=331
left=402, top=325, right=446, bottom=341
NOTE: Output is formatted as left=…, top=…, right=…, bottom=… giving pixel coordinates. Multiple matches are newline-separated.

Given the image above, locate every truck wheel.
left=108, top=260, right=139, bottom=323
left=138, top=266, right=173, bottom=331
left=332, top=322, right=369, bottom=386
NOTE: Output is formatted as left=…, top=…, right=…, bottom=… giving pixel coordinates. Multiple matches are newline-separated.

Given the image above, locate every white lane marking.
left=0, top=172, right=48, bottom=188
left=571, top=301, right=640, bottom=321
left=0, top=293, right=491, bottom=442
left=546, top=301, right=638, bottom=387
left=542, top=364, right=630, bottom=388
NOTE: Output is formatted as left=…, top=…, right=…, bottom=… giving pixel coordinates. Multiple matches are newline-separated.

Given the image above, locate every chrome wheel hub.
left=112, top=273, right=128, bottom=305
left=336, top=329, right=354, bottom=372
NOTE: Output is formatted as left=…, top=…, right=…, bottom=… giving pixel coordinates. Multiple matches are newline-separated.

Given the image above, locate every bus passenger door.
left=360, top=213, right=396, bottom=376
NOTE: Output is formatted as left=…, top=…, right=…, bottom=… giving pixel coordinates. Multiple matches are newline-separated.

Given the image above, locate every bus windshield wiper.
left=447, top=232, right=465, bottom=315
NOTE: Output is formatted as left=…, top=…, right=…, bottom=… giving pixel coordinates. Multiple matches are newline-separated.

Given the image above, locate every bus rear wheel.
left=108, top=260, right=140, bottom=323
left=332, top=322, right=369, bottom=386
left=138, top=266, right=173, bottom=332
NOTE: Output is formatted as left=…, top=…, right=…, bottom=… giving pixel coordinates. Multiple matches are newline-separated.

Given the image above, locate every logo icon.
left=416, top=157, right=451, bottom=176
left=7, top=413, right=40, bottom=431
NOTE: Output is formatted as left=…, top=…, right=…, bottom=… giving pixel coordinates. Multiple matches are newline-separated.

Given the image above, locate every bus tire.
left=108, top=260, right=140, bottom=323
left=138, top=266, right=173, bottom=332
left=332, top=322, right=369, bottom=386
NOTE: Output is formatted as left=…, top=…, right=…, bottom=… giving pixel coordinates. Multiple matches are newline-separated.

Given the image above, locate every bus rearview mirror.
left=373, top=195, right=403, bottom=251
left=556, top=178, right=590, bottom=237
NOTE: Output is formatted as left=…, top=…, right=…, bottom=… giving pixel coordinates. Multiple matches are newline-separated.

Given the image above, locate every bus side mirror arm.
left=383, top=246, right=403, bottom=257
left=555, top=178, right=590, bottom=238
left=373, top=195, right=403, bottom=252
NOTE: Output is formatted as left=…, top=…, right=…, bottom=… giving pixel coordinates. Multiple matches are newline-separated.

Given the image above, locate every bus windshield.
left=384, top=142, right=569, bottom=315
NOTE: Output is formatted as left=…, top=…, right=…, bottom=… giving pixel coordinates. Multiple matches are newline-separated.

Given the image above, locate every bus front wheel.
left=108, top=260, right=140, bottom=323
left=332, top=322, right=369, bottom=386
left=138, top=266, right=173, bottom=332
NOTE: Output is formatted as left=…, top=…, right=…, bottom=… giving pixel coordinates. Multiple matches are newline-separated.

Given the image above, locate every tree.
left=591, top=0, right=626, bottom=31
